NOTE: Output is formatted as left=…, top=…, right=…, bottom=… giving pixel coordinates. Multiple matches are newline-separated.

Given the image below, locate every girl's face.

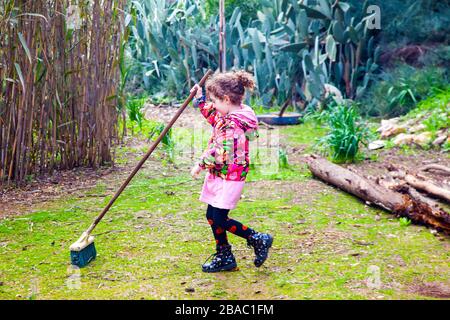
left=210, top=94, right=238, bottom=115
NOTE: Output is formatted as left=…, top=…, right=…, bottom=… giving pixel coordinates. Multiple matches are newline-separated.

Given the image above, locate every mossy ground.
left=0, top=120, right=449, bottom=300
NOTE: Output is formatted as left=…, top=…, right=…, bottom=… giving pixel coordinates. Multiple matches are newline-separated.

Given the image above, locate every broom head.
left=70, top=232, right=96, bottom=268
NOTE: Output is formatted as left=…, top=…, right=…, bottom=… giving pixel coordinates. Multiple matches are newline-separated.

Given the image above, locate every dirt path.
left=0, top=104, right=199, bottom=218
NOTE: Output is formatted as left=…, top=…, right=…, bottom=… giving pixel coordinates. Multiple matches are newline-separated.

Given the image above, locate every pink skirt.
left=199, top=172, right=245, bottom=210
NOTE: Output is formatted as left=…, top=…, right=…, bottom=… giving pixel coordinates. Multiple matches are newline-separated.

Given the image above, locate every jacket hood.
left=227, top=104, right=259, bottom=132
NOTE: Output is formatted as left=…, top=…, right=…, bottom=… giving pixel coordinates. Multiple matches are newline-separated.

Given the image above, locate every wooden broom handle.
left=86, top=69, right=213, bottom=234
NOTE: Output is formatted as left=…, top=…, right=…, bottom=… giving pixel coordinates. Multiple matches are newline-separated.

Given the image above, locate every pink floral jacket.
left=193, top=95, right=259, bottom=181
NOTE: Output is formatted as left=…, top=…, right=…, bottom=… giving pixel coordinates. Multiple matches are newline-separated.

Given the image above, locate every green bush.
left=399, top=217, right=412, bottom=227
left=278, top=148, right=289, bottom=169
left=319, top=104, right=370, bottom=163
left=126, top=96, right=146, bottom=129
left=409, top=88, right=450, bottom=133
left=148, top=123, right=175, bottom=162
left=358, top=64, right=448, bottom=117
left=443, top=141, right=450, bottom=153
left=204, top=0, right=262, bottom=26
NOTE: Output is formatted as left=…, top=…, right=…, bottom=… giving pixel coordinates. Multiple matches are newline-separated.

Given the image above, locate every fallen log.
left=420, top=164, right=450, bottom=176
left=305, top=154, right=450, bottom=234
left=387, top=164, right=450, bottom=203
left=371, top=175, right=448, bottom=215
left=392, top=184, right=447, bottom=213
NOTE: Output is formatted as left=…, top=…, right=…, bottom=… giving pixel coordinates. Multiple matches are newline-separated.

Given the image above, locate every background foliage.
left=126, top=0, right=380, bottom=109
left=125, top=0, right=449, bottom=117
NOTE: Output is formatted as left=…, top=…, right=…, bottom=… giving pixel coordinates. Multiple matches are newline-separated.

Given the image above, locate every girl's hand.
left=190, top=164, right=202, bottom=179
left=190, top=84, right=203, bottom=99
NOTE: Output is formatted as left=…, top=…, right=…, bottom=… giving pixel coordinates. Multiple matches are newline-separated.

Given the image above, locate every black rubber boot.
left=247, top=231, right=273, bottom=267
left=202, top=244, right=238, bottom=273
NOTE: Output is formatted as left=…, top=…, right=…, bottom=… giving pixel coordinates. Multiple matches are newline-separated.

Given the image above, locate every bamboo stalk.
left=219, top=0, right=226, bottom=72
left=0, top=0, right=126, bottom=186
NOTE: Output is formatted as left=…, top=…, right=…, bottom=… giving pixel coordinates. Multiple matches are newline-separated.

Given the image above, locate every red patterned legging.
left=206, top=204, right=254, bottom=246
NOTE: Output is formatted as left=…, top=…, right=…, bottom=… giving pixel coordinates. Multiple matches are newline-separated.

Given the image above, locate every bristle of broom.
left=70, top=242, right=97, bottom=268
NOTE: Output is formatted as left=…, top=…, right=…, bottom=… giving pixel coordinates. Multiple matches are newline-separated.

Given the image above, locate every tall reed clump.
left=0, top=0, right=126, bottom=185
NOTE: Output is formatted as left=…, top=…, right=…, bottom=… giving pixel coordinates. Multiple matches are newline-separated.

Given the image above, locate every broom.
left=70, top=69, right=213, bottom=267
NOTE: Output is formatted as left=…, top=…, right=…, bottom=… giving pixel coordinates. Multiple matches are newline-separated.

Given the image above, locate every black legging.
left=206, top=204, right=254, bottom=246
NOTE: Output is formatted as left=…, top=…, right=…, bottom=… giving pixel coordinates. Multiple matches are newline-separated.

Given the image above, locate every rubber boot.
left=202, top=244, right=238, bottom=273
left=247, top=231, right=274, bottom=267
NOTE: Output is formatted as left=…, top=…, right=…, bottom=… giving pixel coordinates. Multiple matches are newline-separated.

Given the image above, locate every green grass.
left=0, top=121, right=449, bottom=299
left=405, top=88, right=450, bottom=134
left=380, top=88, right=450, bottom=153
left=281, top=121, right=328, bottom=153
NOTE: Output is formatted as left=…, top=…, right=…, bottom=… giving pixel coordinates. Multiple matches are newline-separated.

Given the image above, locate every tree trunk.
left=305, top=155, right=450, bottom=234
left=420, top=164, right=450, bottom=176
left=387, top=164, right=450, bottom=203
left=218, top=0, right=226, bottom=72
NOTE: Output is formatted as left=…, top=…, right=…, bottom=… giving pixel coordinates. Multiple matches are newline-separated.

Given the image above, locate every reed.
left=0, top=0, right=126, bottom=185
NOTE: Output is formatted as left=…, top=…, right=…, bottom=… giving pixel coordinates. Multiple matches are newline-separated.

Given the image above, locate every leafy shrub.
left=319, top=104, right=370, bottom=163
left=148, top=123, right=175, bottom=162
left=126, top=97, right=146, bottom=129
left=204, top=0, right=262, bottom=26
left=359, top=64, right=448, bottom=117
left=399, top=217, right=412, bottom=227
left=409, top=88, right=450, bottom=133
left=304, top=109, right=328, bottom=125
left=303, top=95, right=347, bottom=125
left=386, top=81, right=417, bottom=115
left=423, top=111, right=449, bottom=133
left=443, top=141, right=450, bottom=153
left=278, top=148, right=289, bottom=169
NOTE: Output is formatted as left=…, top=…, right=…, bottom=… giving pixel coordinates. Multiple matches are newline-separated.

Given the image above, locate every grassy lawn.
left=0, top=121, right=449, bottom=300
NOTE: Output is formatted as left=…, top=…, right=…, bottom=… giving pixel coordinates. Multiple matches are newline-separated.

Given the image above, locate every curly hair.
left=205, top=70, right=255, bottom=105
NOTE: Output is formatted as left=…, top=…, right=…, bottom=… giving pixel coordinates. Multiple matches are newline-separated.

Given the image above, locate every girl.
left=190, top=70, right=273, bottom=273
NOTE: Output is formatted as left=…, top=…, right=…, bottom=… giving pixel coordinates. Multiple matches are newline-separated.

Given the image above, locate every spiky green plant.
left=148, top=123, right=175, bottom=162
left=320, top=104, right=369, bottom=163
left=399, top=217, right=412, bottom=227
left=387, top=81, right=417, bottom=114
left=126, top=97, right=146, bottom=130
left=278, top=148, right=289, bottom=169
left=359, top=64, right=448, bottom=117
